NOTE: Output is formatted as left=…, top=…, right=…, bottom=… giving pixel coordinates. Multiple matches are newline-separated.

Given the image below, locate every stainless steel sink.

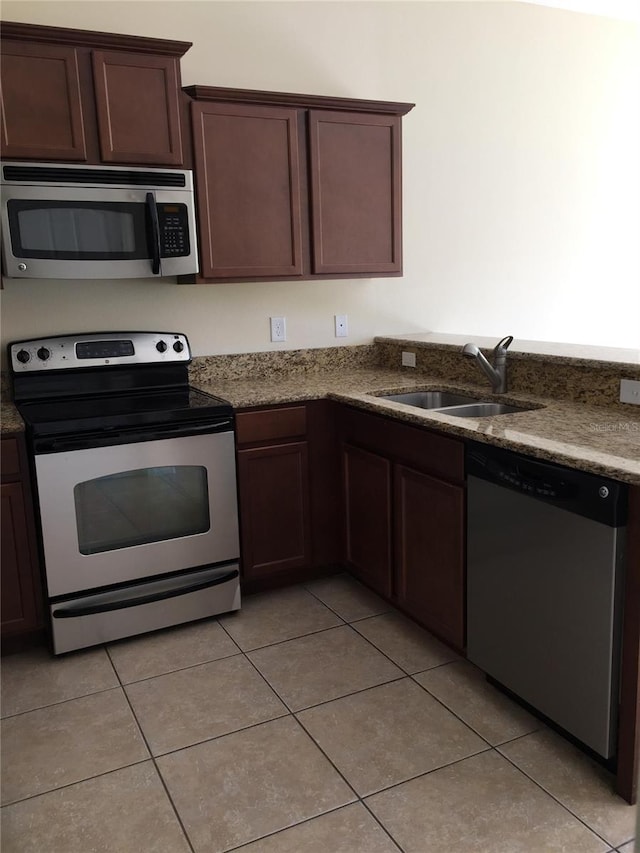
left=378, top=390, right=538, bottom=418
left=439, top=402, right=533, bottom=417
left=380, top=391, right=481, bottom=409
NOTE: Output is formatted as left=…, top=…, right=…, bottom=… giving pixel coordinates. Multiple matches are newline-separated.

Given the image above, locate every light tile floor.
left=1, top=574, right=636, bottom=853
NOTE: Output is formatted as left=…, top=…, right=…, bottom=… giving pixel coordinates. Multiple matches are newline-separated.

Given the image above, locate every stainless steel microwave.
left=1, top=162, right=199, bottom=279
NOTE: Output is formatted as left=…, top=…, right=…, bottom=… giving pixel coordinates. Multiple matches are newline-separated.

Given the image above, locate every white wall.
left=1, top=1, right=638, bottom=355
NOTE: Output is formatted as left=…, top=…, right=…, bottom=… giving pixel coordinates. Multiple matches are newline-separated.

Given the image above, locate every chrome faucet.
left=462, top=335, right=514, bottom=394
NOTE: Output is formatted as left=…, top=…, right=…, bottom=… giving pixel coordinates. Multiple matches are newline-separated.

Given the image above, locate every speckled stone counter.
left=2, top=340, right=639, bottom=483
left=375, top=335, right=640, bottom=410
left=1, top=400, right=24, bottom=434
left=191, top=361, right=640, bottom=485
left=1, top=372, right=23, bottom=433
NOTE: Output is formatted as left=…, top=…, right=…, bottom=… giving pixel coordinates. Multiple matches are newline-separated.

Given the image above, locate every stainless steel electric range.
left=10, top=331, right=240, bottom=654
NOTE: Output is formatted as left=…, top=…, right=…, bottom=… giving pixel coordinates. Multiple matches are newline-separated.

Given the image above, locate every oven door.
left=34, top=429, right=239, bottom=598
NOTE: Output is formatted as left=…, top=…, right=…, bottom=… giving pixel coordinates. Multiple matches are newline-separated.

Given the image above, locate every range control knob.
left=37, top=347, right=51, bottom=361
left=156, top=340, right=168, bottom=353
left=173, top=340, right=184, bottom=353
left=16, top=349, right=31, bottom=364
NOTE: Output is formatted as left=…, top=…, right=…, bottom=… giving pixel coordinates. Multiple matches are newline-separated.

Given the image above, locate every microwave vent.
left=2, top=165, right=187, bottom=188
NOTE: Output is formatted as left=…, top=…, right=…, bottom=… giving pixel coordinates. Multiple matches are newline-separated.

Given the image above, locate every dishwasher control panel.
left=467, top=443, right=627, bottom=527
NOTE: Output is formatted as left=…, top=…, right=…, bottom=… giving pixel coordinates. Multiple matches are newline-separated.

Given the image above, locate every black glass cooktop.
left=17, top=387, right=233, bottom=437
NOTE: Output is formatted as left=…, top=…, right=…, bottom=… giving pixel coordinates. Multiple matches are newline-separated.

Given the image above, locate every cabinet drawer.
left=1, top=438, right=21, bottom=480
left=236, top=406, right=307, bottom=446
left=339, top=404, right=464, bottom=483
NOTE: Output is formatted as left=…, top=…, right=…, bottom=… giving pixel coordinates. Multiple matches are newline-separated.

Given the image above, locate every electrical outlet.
left=334, top=314, right=348, bottom=337
left=620, top=378, right=640, bottom=405
left=401, top=351, right=417, bottom=367
left=270, top=317, right=286, bottom=342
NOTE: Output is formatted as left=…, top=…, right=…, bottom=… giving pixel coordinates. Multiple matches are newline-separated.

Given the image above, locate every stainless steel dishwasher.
left=466, top=443, right=627, bottom=760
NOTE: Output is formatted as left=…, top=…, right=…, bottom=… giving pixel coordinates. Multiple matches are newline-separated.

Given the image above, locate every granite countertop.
left=3, top=364, right=638, bottom=484
left=1, top=401, right=24, bottom=434
left=192, top=367, right=640, bottom=485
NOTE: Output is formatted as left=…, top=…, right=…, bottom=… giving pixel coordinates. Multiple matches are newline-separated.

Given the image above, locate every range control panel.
left=10, top=332, right=191, bottom=372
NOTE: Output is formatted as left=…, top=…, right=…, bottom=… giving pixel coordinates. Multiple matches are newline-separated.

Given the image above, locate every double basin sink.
left=379, top=390, right=536, bottom=418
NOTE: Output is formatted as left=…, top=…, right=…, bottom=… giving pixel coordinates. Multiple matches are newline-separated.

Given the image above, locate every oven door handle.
left=52, top=567, right=239, bottom=618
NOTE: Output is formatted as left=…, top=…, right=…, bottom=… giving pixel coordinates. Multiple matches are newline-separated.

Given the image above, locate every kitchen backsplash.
left=3, top=340, right=639, bottom=411
left=374, top=340, right=640, bottom=410
left=189, top=344, right=378, bottom=383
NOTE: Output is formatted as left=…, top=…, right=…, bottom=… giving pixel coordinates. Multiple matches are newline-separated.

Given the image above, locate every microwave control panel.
left=158, top=204, right=190, bottom=257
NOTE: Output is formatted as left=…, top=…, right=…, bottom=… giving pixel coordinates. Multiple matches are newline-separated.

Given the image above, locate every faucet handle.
left=494, top=335, right=513, bottom=354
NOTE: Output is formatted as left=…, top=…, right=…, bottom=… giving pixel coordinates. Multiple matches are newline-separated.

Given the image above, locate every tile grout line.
left=0, top=682, right=124, bottom=721
left=3, top=592, right=633, bottom=851
left=0, top=758, right=152, bottom=810
left=109, top=648, right=244, bottom=687
left=198, top=614, right=408, bottom=851
left=409, top=665, right=635, bottom=848
left=302, top=579, right=394, bottom=623
left=304, top=580, right=633, bottom=846
left=222, top=618, right=348, bottom=653
left=497, top=746, right=631, bottom=850
left=239, top=592, right=634, bottom=849
left=104, top=645, right=197, bottom=853
left=220, top=802, right=405, bottom=853
left=217, top=618, right=299, bottom=716
left=289, top=713, right=406, bottom=853
left=219, top=602, right=410, bottom=851
left=409, top=670, right=520, bottom=750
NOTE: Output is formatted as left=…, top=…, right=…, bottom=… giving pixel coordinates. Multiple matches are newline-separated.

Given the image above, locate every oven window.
left=74, top=466, right=210, bottom=555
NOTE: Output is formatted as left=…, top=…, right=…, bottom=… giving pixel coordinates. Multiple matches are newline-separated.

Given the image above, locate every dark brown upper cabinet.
left=191, top=102, right=304, bottom=278
left=308, top=110, right=402, bottom=275
left=91, top=50, right=184, bottom=165
left=0, top=40, right=87, bottom=161
left=183, top=86, right=414, bottom=282
left=0, top=22, right=190, bottom=166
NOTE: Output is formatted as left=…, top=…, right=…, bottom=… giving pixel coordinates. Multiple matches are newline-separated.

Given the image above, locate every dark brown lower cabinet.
left=394, top=464, right=465, bottom=648
left=235, top=401, right=340, bottom=591
left=339, top=405, right=465, bottom=650
left=1, top=435, right=44, bottom=644
left=237, top=441, right=311, bottom=581
left=342, top=443, right=392, bottom=598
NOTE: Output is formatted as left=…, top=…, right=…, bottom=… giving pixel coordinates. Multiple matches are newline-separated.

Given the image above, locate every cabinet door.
left=0, top=41, right=86, bottom=160
left=237, top=442, right=311, bottom=580
left=1, top=482, right=41, bottom=636
left=395, top=464, right=465, bottom=649
left=92, top=51, right=183, bottom=165
left=308, top=110, right=402, bottom=275
left=191, top=101, right=304, bottom=278
left=342, top=443, right=393, bottom=598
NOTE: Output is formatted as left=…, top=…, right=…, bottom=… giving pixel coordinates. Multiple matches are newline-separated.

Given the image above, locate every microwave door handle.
left=145, top=192, right=161, bottom=275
